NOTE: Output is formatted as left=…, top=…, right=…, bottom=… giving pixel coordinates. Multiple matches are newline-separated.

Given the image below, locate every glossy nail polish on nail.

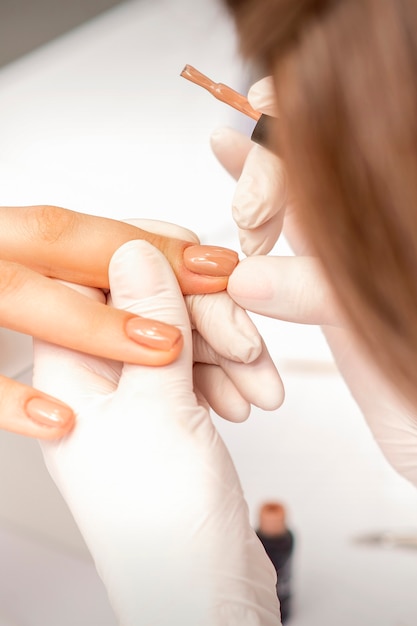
left=183, top=245, right=239, bottom=277
left=125, top=317, right=182, bottom=351
left=26, top=397, right=74, bottom=427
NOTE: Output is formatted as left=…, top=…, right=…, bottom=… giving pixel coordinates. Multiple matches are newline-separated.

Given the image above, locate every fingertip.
left=179, top=274, right=229, bottom=296
left=210, top=127, right=252, bottom=152
left=228, top=256, right=271, bottom=301
left=210, top=127, right=253, bottom=180
left=210, top=126, right=227, bottom=144
left=221, top=402, right=251, bottom=423
left=125, top=316, right=184, bottom=366
left=182, top=245, right=239, bottom=278
left=0, top=388, right=77, bottom=440
left=239, top=231, right=270, bottom=257
left=125, top=316, right=182, bottom=351
left=194, top=364, right=251, bottom=423
left=109, top=238, right=159, bottom=274
left=256, top=381, right=285, bottom=412
left=247, top=77, right=278, bottom=116
left=210, top=126, right=238, bottom=148
left=34, top=419, right=75, bottom=440
left=25, top=396, right=75, bottom=433
left=227, top=258, right=245, bottom=297
left=238, top=211, right=285, bottom=257
left=110, top=238, right=186, bottom=310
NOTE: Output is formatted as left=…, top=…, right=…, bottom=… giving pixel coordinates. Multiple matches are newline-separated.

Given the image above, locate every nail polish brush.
left=180, top=64, right=275, bottom=150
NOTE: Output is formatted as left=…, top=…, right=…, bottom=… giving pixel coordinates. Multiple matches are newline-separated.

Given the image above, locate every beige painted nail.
left=26, top=397, right=74, bottom=427
left=125, top=317, right=182, bottom=351
left=183, top=245, right=238, bottom=277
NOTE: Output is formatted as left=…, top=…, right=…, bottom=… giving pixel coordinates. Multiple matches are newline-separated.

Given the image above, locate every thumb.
left=108, top=240, right=194, bottom=395
left=247, top=77, right=278, bottom=116
left=228, top=255, right=343, bottom=327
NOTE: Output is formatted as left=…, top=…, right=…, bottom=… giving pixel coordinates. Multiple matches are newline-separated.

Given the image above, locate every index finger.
left=0, top=205, right=238, bottom=295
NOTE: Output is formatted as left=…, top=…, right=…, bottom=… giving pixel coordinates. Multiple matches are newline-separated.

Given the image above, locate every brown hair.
left=225, top=0, right=417, bottom=405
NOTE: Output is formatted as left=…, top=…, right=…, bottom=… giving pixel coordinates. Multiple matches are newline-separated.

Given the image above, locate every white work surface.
left=0, top=0, right=416, bottom=624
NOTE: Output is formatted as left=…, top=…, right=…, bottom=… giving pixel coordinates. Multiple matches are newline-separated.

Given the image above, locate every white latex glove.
left=211, top=81, right=417, bottom=488
left=211, top=77, right=291, bottom=257
left=33, top=240, right=281, bottom=626
left=125, top=219, right=284, bottom=423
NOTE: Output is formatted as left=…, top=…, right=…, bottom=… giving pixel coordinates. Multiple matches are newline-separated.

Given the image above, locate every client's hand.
left=0, top=205, right=237, bottom=439
left=33, top=240, right=281, bottom=626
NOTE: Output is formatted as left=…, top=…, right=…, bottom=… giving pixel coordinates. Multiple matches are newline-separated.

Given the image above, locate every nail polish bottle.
left=256, top=502, right=295, bottom=624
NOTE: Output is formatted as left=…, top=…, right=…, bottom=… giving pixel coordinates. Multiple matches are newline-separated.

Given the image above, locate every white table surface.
left=0, top=0, right=416, bottom=624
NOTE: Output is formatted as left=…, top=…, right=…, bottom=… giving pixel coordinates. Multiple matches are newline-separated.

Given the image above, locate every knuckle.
left=23, top=205, right=77, bottom=245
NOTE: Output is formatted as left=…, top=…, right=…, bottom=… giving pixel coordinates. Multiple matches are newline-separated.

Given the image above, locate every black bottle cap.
left=251, top=114, right=277, bottom=152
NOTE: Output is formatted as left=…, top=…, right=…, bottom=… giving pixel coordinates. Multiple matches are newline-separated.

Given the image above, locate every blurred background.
left=0, top=0, right=126, bottom=69
left=0, top=1, right=416, bottom=624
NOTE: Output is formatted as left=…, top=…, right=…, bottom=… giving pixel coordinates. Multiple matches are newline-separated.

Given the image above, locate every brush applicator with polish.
left=180, top=64, right=275, bottom=150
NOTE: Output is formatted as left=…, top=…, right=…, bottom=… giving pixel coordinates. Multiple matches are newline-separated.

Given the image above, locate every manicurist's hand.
left=0, top=205, right=238, bottom=439
left=211, top=80, right=417, bottom=489
left=125, top=219, right=284, bottom=423
left=211, top=77, right=292, bottom=256
left=33, top=240, right=281, bottom=626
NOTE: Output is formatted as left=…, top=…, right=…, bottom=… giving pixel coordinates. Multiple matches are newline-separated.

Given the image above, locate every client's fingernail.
left=183, top=245, right=239, bottom=277
left=125, top=317, right=182, bottom=351
left=26, top=397, right=74, bottom=427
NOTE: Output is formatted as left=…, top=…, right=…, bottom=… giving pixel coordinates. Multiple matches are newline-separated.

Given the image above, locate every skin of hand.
left=0, top=205, right=238, bottom=294
left=125, top=219, right=284, bottom=423
left=0, top=205, right=238, bottom=440
left=211, top=80, right=417, bottom=489
left=32, top=240, right=282, bottom=626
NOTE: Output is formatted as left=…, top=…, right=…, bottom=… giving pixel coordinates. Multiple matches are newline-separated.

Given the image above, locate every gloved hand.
left=211, top=77, right=292, bottom=257
left=33, top=240, right=281, bottom=626
left=211, top=80, right=417, bottom=488
left=124, top=219, right=284, bottom=423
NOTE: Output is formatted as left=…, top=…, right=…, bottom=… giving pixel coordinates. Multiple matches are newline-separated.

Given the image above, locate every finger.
left=210, top=127, right=253, bottom=180
left=193, top=364, right=251, bottom=423
left=0, top=205, right=237, bottom=295
left=0, top=260, right=181, bottom=366
left=0, top=375, right=74, bottom=439
left=193, top=332, right=284, bottom=412
left=123, top=218, right=238, bottom=296
left=127, top=220, right=264, bottom=365
left=247, top=77, right=278, bottom=116
left=228, top=256, right=342, bottom=326
left=186, top=292, right=262, bottom=363
left=232, top=143, right=287, bottom=230
left=108, top=240, right=192, bottom=395
left=210, top=129, right=287, bottom=255
left=238, top=210, right=285, bottom=256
